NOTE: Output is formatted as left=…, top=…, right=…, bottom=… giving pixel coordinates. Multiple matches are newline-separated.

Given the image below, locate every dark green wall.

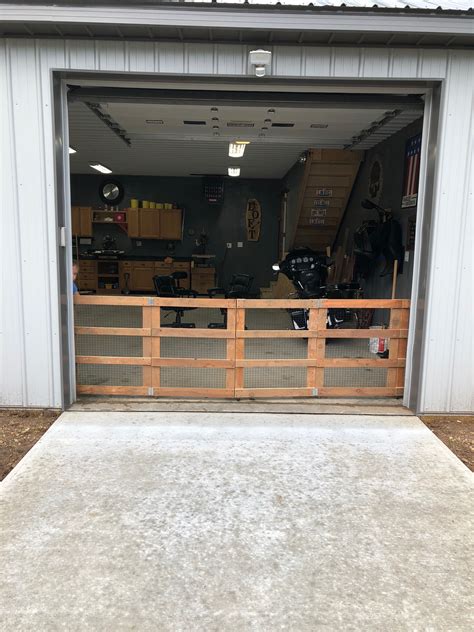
left=71, top=175, right=282, bottom=290
left=334, top=118, right=423, bottom=299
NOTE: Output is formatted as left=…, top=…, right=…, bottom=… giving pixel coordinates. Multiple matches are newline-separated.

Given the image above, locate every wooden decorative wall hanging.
left=246, top=199, right=261, bottom=241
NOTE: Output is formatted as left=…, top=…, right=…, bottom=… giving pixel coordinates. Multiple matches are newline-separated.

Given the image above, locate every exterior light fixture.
left=228, top=167, right=240, bottom=177
left=249, top=49, right=272, bottom=77
left=89, top=163, right=112, bottom=174
left=69, top=146, right=77, bottom=154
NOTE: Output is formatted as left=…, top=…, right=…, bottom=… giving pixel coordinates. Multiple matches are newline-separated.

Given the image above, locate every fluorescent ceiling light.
left=68, top=146, right=76, bottom=154
left=228, top=167, right=240, bottom=177
left=89, top=163, right=112, bottom=174
left=146, top=119, right=164, bottom=124
left=228, top=142, right=247, bottom=158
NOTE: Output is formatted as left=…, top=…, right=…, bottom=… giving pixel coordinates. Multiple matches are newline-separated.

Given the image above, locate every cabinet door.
left=79, top=207, right=92, bottom=236
left=132, top=264, right=155, bottom=291
left=119, top=262, right=133, bottom=291
left=127, top=208, right=139, bottom=238
left=71, top=207, right=81, bottom=236
left=192, top=269, right=216, bottom=295
left=139, top=209, right=160, bottom=239
left=160, top=209, right=182, bottom=240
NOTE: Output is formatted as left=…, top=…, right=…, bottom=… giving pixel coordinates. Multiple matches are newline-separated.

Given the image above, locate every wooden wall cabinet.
left=124, top=208, right=183, bottom=240
left=160, top=209, right=182, bottom=240
left=138, top=209, right=160, bottom=239
left=127, top=208, right=140, bottom=238
left=72, top=206, right=92, bottom=236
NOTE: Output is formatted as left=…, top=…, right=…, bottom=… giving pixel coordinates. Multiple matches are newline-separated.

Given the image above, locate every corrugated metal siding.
left=0, top=38, right=472, bottom=410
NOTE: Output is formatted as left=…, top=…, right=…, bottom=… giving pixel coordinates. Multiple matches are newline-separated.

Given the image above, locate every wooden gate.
left=74, top=296, right=409, bottom=399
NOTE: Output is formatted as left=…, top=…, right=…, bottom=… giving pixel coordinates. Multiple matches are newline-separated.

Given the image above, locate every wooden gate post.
left=307, top=302, right=327, bottom=395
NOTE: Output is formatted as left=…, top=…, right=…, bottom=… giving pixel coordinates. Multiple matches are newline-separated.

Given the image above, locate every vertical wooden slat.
left=226, top=301, right=237, bottom=394
left=151, top=304, right=161, bottom=392
left=387, top=308, right=403, bottom=388
left=234, top=307, right=246, bottom=391
left=142, top=305, right=152, bottom=390
left=307, top=305, right=327, bottom=393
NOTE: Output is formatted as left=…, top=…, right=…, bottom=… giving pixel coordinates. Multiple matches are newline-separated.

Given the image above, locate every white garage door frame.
left=1, top=40, right=472, bottom=413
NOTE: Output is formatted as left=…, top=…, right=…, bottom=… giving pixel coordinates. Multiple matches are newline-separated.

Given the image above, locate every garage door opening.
left=67, top=79, right=423, bottom=400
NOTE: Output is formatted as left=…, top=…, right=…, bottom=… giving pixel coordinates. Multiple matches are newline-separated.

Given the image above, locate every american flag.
left=402, top=134, right=422, bottom=207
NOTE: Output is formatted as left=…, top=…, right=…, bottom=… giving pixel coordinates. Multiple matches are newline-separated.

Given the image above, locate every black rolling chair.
left=153, top=275, right=197, bottom=328
left=207, top=273, right=253, bottom=329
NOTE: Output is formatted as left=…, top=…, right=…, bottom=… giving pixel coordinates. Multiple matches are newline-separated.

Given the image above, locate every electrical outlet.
left=404, top=250, right=410, bottom=262
left=237, top=241, right=243, bottom=248
left=227, top=242, right=232, bottom=248
left=136, top=240, right=142, bottom=247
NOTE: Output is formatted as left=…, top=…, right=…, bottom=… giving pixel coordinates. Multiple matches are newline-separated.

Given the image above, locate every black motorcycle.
left=272, top=248, right=362, bottom=330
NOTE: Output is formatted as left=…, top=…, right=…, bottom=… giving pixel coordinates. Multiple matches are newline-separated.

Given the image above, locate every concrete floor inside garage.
left=1, top=410, right=472, bottom=631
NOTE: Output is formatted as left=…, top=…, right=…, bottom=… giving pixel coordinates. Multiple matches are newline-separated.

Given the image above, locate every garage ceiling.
left=68, top=95, right=422, bottom=178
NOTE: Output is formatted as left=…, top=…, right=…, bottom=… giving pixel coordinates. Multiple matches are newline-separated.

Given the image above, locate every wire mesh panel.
left=77, top=364, right=143, bottom=387
left=74, top=296, right=151, bottom=396
left=75, top=335, right=144, bottom=357
left=160, top=367, right=226, bottom=389
left=160, top=337, right=227, bottom=359
left=244, top=308, right=294, bottom=330
left=74, top=304, right=143, bottom=328
left=245, top=338, right=308, bottom=359
left=244, top=367, right=307, bottom=389
left=159, top=306, right=225, bottom=328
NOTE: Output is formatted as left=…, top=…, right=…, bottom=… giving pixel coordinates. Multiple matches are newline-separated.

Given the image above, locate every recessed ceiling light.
left=264, top=118, right=272, bottom=123
left=212, top=117, right=219, bottom=122
left=228, top=167, right=240, bottom=177
left=69, top=146, right=77, bottom=154
left=267, top=108, right=275, bottom=113
left=261, top=127, right=268, bottom=131
left=229, top=142, right=246, bottom=158
left=211, top=107, right=218, bottom=112
left=213, top=132, right=220, bottom=137
left=89, top=163, right=112, bottom=174
left=213, top=125, right=219, bottom=130
left=146, top=119, right=164, bottom=124
left=310, top=123, right=329, bottom=128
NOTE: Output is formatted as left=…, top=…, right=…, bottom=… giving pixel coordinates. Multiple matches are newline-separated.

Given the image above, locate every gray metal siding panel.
left=419, top=51, right=474, bottom=412
left=0, top=38, right=472, bottom=411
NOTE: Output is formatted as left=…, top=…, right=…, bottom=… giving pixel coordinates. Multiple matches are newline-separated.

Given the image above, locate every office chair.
left=153, top=275, right=197, bottom=328
left=207, top=273, right=253, bottom=328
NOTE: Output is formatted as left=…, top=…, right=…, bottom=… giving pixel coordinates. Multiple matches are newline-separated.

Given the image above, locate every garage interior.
left=69, top=79, right=422, bottom=396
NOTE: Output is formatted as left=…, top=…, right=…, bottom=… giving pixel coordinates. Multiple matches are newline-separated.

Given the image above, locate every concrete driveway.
left=1, top=411, right=472, bottom=631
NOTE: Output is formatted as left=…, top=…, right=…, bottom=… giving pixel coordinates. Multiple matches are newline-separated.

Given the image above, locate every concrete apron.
left=1, top=412, right=472, bottom=631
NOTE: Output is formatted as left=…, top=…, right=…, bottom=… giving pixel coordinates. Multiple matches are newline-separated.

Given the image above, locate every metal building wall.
left=0, top=39, right=472, bottom=411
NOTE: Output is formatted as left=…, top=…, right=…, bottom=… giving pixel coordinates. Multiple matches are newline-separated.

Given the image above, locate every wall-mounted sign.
left=316, top=188, right=333, bottom=197
left=311, top=208, right=327, bottom=218
left=368, top=156, right=383, bottom=203
left=309, top=217, right=326, bottom=226
left=313, top=199, right=330, bottom=207
left=402, top=133, right=422, bottom=208
left=246, top=199, right=261, bottom=241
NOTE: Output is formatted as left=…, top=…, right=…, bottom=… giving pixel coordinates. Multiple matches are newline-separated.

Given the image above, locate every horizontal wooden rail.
left=76, top=356, right=150, bottom=365
left=152, top=358, right=233, bottom=368
left=75, top=327, right=151, bottom=336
